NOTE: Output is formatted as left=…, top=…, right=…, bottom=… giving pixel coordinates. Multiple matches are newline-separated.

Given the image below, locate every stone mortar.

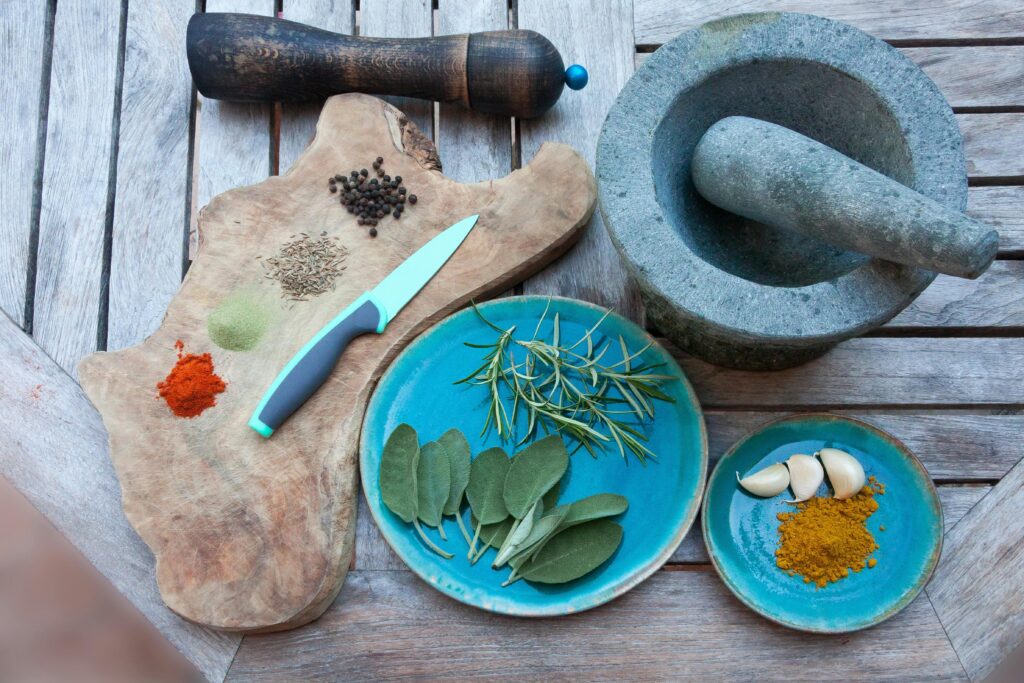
left=596, top=12, right=966, bottom=370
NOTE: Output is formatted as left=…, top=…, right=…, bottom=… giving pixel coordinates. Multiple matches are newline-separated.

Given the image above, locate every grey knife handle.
left=249, top=293, right=384, bottom=437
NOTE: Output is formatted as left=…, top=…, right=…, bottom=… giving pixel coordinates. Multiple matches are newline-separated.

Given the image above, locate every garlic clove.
left=818, top=448, right=866, bottom=500
left=736, top=463, right=790, bottom=497
left=784, top=454, right=824, bottom=502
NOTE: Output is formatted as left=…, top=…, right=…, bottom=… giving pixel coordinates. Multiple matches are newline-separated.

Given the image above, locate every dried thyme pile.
left=261, top=232, right=348, bottom=301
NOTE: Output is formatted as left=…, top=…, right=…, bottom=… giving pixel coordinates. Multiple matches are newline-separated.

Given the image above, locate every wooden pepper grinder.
left=187, top=13, right=589, bottom=119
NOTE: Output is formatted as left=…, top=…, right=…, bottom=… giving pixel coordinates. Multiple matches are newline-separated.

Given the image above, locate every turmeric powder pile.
left=775, top=477, right=885, bottom=587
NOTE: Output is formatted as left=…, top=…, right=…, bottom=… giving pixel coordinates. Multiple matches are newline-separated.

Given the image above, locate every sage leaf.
left=469, top=514, right=514, bottom=564
left=527, top=493, right=628, bottom=561
left=439, top=429, right=471, bottom=516
left=519, top=519, right=623, bottom=584
left=466, top=447, right=511, bottom=525
left=379, top=424, right=419, bottom=523
left=542, top=480, right=560, bottom=511
left=508, top=505, right=570, bottom=570
left=503, top=435, right=569, bottom=519
left=493, top=499, right=544, bottom=567
left=416, top=441, right=451, bottom=529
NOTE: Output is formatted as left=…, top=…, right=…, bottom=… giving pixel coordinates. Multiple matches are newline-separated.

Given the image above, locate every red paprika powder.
left=157, top=340, right=227, bottom=418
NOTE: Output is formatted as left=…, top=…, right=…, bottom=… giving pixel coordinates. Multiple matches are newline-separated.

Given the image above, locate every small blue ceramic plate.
left=703, top=414, right=942, bottom=632
left=361, top=296, right=707, bottom=616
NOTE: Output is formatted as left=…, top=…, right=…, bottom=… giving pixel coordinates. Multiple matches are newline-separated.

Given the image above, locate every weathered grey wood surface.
left=279, top=0, right=355, bottom=173
left=226, top=568, right=965, bottom=681
left=360, top=0, right=434, bottom=140
left=2, top=0, right=1023, bottom=680
left=928, top=456, right=1024, bottom=681
left=32, top=0, right=123, bottom=376
left=0, top=0, right=49, bottom=329
left=633, top=0, right=1024, bottom=43
left=192, top=0, right=274, bottom=258
left=0, top=311, right=240, bottom=681
left=518, top=0, right=642, bottom=321
left=676, top=338, right=1024, bottom=407
left=107, top=0, right=195, bottom=351
left=637, top=46, right=1024, bottom=109
left=436, top=0, right=512, bottom=183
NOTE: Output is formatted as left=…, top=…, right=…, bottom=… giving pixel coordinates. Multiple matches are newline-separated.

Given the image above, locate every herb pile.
left=328, top=157, right=417, bottom=237
left=458, top=302, right=675, bottom=464
left=380, top=424, right=626, bottom=586
left=261, top=232, right=347, bottom=301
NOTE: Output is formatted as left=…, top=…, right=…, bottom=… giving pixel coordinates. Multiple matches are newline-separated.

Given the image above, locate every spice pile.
left=156, top=340, right=226, bottom=418
left=207, top=291, right=269, bottom=352
left=460, top=301, right=675, bottom=463
left=328, top=156, right=417, bottom=237
left=261, top=233, right=347, bottom=301
left=775, top=477, right=885, bottom=587
left=381, top=425, right=626, bottom=586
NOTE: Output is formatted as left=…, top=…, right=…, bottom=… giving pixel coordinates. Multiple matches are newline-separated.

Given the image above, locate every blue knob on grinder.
left=564, top=64, right=589, bottom=90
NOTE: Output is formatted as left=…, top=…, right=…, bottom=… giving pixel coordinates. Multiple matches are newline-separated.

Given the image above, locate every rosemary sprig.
left=456, top=301, right=675, bottom=464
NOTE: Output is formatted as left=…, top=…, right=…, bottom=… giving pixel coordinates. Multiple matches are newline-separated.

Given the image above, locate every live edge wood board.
left=77, top=94, right=596, bottom=633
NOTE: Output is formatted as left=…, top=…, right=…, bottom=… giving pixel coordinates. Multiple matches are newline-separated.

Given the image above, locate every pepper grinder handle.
left=187, top=12, right=587, bottom=119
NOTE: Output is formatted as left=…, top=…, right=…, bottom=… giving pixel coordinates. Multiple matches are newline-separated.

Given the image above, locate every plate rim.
left=701, top=411, right=944, bottom=633
left=359, top=295, right=708, bottom=616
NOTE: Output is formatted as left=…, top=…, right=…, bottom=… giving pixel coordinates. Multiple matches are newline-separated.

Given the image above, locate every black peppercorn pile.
left=327, top=157, right=419, bottom=238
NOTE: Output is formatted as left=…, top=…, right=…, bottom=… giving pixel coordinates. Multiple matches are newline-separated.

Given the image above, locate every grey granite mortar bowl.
left=596, top=12, right=966, bottom=369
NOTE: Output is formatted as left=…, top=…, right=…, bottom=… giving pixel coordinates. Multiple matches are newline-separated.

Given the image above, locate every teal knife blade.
left=249, top=214, right=479, bottom=437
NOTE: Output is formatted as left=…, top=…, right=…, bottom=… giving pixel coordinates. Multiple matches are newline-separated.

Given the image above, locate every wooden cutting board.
left=78, top=94, right=595, bottom=632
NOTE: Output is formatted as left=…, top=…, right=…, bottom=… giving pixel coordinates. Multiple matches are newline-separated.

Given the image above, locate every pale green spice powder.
left=208, top=294, right=269, bottom=351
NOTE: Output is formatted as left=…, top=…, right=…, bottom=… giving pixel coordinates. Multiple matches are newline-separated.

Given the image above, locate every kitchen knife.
left=249, top=214, right=479, bottom=437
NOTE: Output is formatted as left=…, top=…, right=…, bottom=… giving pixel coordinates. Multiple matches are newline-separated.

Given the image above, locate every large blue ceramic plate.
left=360, top=296, right=707, bottom=616
left=703, top=414, right=942, bottom=632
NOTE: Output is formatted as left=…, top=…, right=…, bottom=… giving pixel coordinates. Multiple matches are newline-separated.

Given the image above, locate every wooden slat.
left=360, top=0, right=434, bottom=139
left=32, top=0, right=122, bottom=376
left=960, top=113, right=1024, bottom=179
left=518, top=0, right=643, bottom=321
left=670, top=482, right=994, bottom=564
left=192, top=0, right=274, bottom=257
left=902, top=46, right=1024, bottom=109
left=885, top=261, right=1024, bottom=329
left=937, top=485, right=990, bottom=532
left=0, top=0, right=49, bottom=328
left=675, top=338, right=1024, bottom=408
left=354, top=411, right=1018, bottom=569
left=928, top=456, right=1024, bottom=680
left=0, top=312, right=240, bottom=682
left=106, top=0, right=194, bottom=351
left=226, top=569, right=964, bottom=681
left=704, top=412, right=1022, bottom=481
left=637, top=46, right=1024, bottom=109
left=633, top=0, right=1024, bottom=44
left=970, top=186, right=1024, bottom=255
left=0, top=477, right=201, bottom=682
left=279, top=1, right=355, bottom=173
left=436, top=0, right=512, bottom=183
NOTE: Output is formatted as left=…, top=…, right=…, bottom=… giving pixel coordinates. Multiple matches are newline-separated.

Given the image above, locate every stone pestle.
left=691, top=116, right=999, bottom=279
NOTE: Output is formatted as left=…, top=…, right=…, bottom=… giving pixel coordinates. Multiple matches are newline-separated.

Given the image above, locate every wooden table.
left=2, top=1, right=1023, bottom=680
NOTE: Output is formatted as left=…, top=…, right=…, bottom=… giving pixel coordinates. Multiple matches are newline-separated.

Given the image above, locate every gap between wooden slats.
left=191, top=0, right=276, bottom=260
left=0, top=0, right=53, bottom=331
left=225, top=569, right=965, bottom=681
left=632, top=0, right=1024, bottom=45
left=278, top=1, right=356, bottom=174
left=360, top=0, right=435, bottom=140
left=106, top=0, right=198, bottom=352
left=517, top=0, right=644, bottom=322
left=352, top=408, right=1023, bottom=570
left=32, top=0, right=125, bottom=376
left=634, top=47, right=1024, bottom=110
